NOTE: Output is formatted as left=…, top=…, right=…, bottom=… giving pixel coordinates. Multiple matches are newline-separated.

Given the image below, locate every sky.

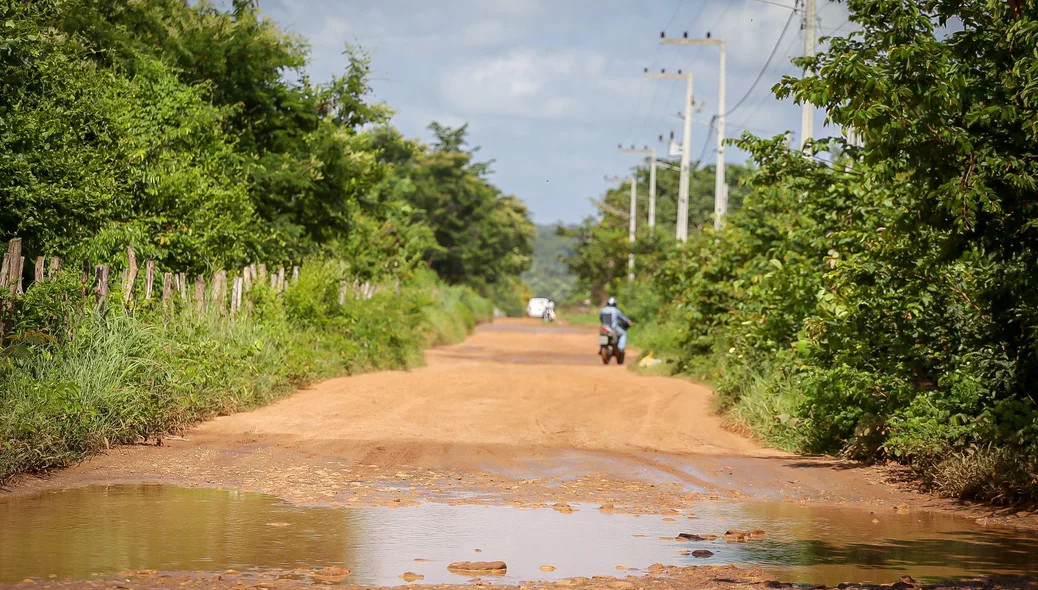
left=243, top=0, right=855, bottom=224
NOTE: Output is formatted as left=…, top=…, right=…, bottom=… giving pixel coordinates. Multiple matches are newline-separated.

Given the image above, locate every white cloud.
left=440, top=48, right=634, bottom=119
left=460, top=19, right=525, bottom=47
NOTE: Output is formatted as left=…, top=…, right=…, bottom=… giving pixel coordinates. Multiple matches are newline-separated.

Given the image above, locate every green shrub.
left=0, top=263, right=490, bottom=483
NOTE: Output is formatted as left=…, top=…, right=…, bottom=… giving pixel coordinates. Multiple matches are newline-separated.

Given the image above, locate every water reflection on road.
left=2, top=485, right=1036, bottom=586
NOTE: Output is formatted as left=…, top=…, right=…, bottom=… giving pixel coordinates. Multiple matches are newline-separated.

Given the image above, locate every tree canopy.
left=0, top=0, right=533, bottom=302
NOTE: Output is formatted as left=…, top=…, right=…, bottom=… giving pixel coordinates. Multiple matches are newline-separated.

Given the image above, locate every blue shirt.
left=599, top=305, right=630, bottom=333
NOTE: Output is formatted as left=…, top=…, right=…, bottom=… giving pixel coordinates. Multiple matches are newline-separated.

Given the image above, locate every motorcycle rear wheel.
left=600, top=346, right=611, bottom=364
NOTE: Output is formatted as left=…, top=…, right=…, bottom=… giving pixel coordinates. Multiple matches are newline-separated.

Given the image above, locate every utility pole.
left=661, top=33, right=727, bottom=230
left=645, top=68, right=693, bottom=242
left=604, top=175, right=637, bottom=281
left=800, top=0, right=816, bottom=151
left=618, top=145, right=657, bottom=231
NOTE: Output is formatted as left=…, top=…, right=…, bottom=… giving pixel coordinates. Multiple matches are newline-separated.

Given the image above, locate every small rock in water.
left=890, top=575, right=918, bottom=590
left=662, top=517, right=676, bottom=522
left=678, top=550, right=691, bottom=556
left=677, top=533, right=707, bottom=541
left=319, top=566, right=350, bottom=576
left=599, top=503, right=616, bottom=511
left=553, top=502, right=575, bottom=513
left=765, top=581, right=792, bottom=588
left=448, top=561, right=508, bottom=573
left=540, top=565, right=556, bottom=572
left=400, top=572, right=424, bottom=583
left=557, top=577, right=590, bottom=586
left=692, top=550, right=714, bottom=558
left=475, top=548, right=482, bottom=553
left=615, top=566, right=631, bottom=571
left=266, top=522, right=290, bottom=527
left=724, top=530, right=750, bottom=542
left=414, top=558, right=433, bottom=563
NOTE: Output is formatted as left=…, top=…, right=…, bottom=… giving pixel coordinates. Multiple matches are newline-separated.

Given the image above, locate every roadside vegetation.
left=565, top=0, right=1038, bottom=505
left=0, top=0, right=528, bottom=482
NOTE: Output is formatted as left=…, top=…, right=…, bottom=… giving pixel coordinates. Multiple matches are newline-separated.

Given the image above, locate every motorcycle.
left=598, top=326, right=625, bottom=365
left=542, top=308, right=557, bottom=323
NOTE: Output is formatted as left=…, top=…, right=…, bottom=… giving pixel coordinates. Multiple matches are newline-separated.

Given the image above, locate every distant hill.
left=522, top=223, right=577, bottom=302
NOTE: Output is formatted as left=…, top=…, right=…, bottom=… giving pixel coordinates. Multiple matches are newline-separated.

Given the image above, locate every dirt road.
left=11, top=319, right=916, bottom=509
left=8, top=319, right=1038, bottom=590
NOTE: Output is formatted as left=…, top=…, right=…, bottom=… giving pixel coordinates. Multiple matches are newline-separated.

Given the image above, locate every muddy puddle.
left=1, top=485, right=1036, bottom=586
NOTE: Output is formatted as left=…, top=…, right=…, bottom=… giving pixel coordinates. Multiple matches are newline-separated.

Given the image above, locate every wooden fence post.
left=94, top=264, right=110, bottom=313
left=4, top=238, right=23, bottom=295
left=123, top=246, right=139, bottom=304
left=257, top=264, right=267, bottom=284
left=291, top=266, right=299, bottom=284
left=0, top=253, right=9, bottom=290
left=144, top=261, right=155, bottom=300
left=162, top=272, right=173, bottom=303
left=231, top=276, right=243, bottom=317
left=49, top=257, right=62, bottom=279
left=33, top=256, right=44, bottom=287
left=193, top=275, right=206, bottom=313
left=211, top=270, right=227, bottom=312
left=276, top=266, right=285, bottom=293
left=243, top=265, right=253, bottom=292
left=178, top=273, right=187, bottom=300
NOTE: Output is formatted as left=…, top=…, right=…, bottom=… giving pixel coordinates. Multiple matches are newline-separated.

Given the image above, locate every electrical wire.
left=723, top=6, right=799, bottom=117
left=751, top=0, right=798, bottom=9
left=636, top=0, right=711, bottom=146
left=624, top=0, right=688, bottom=142
left=696, top=118, right=717, bottom=163
left=733, top=30, right=802, bottom=128
left=653, top=0, right=733, bottom=145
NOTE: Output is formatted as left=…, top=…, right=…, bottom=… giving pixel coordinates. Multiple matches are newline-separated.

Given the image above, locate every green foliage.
left=0, top=265, right=490, bottom=483
left=522, top=224, right=577, bottom=302
left=370, top=123, right=535, bottom=310
left=562, top=163, right=754, bottom=302
left=567, top=0, right=1038, bottom=504
left=2, top=0, right=532, bottom=288
left=0, top=0, right=526, bottom=484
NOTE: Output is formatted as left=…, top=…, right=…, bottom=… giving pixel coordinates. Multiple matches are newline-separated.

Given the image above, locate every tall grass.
left=0, top=265, right=490, bottom=483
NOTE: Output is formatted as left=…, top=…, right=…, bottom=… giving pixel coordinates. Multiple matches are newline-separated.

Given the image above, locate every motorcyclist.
left=542, top=299, right=557, bottom=322
left=599, top=296, right=632, bottom=352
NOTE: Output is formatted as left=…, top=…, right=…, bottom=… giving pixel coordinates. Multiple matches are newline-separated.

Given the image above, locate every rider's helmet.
left=607, top=296, right=617, bottom=307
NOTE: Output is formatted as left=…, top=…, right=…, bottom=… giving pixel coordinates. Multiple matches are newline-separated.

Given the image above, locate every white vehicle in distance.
left=526, top=297, right=549, bottom=318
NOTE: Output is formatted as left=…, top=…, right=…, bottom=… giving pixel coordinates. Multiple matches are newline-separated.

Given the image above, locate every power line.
left=723, top=7, right=798, bottom=117
left=696, top=118, right=716, bottom=163
left=623, top=0, right=687, bottom=144
left=663, top=0, right=688, bottom=31
left=655, top=0, right=734, bottom=142
left=734, top=28, right=802, bottom=128
left=639, top=0, right=710, bottom=145
left=751, top=0, right=798, bottom=9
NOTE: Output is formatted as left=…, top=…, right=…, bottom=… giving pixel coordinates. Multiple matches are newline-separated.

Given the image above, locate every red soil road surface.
left=9, top=319, right=919, bottom=509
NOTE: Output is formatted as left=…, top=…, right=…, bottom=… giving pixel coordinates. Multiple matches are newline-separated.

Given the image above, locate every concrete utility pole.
left=645, top=69, right=693, bottom=242
left=604, top=175, right=637, bottom=281
left=800, top=0, right=816, bottom=151
left=618, top=145, right=657, bottom=231
left=662, top=34, right=727, bottom=231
